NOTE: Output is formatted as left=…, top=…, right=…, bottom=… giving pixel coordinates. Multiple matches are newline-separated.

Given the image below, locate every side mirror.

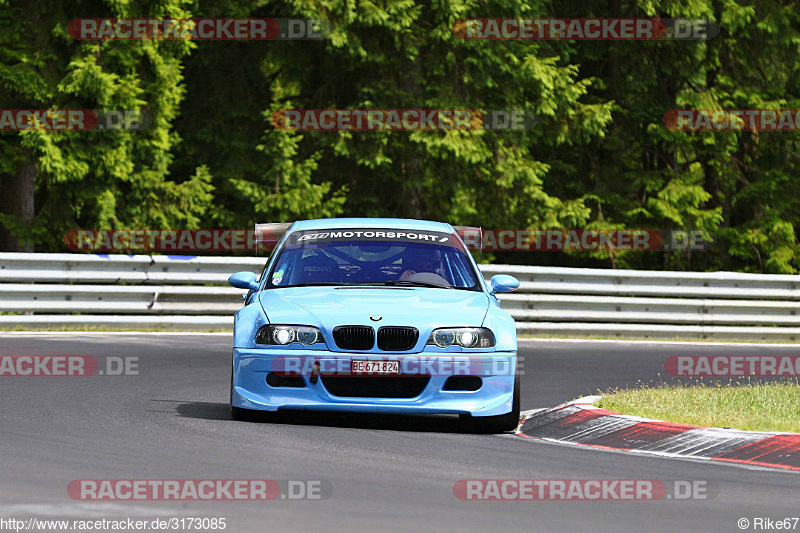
left=228, top=271, right=259, bottom=291
left=490, top=274, right=519, bottom=294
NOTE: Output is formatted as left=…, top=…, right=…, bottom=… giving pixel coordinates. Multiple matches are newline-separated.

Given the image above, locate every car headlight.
left=256, top=325, right=325, bottom=346
left=427, top=328, right=495, bottom=348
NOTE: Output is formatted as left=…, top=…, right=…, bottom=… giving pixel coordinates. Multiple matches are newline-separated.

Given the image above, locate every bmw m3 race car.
left=228, top=218, right=521, bottom=432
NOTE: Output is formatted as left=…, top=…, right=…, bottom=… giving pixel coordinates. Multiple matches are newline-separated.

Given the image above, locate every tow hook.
left=309, top=361, right=320, bottom=384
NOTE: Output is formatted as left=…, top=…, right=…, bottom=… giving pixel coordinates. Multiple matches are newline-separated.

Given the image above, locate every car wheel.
left=467, top=371, right=521, bottom=434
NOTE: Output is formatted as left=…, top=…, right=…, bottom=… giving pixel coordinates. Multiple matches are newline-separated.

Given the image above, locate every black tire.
left=467, top=372, right=521, bottom=433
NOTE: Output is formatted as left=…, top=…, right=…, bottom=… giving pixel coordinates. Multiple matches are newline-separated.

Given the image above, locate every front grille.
left=321, top=376, right=430, bottom=398
left=377, top=327, right=419, bottom=351
left=333, top=326, right=375, bottom=350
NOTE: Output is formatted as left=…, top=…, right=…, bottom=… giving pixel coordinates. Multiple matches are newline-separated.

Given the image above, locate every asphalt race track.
left=1, top=333, right=799, bottom=533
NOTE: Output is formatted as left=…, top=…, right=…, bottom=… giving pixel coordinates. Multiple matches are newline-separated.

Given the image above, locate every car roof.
left=290, top=218, right=454, bottom=233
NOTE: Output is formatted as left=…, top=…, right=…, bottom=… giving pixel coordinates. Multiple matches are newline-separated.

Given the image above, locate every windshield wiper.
left=382, top=280, right=453, bottom=289
left=278, top=282, right=345, bottom=288
left=275, top=281, right=455, bottom=289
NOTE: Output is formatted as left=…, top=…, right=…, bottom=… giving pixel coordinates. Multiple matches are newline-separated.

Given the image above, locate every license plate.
left=351, top=360, right=399, bottom=375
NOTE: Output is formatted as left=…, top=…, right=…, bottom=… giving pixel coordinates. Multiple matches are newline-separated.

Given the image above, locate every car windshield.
left=264, top=230, right=480, bottom=291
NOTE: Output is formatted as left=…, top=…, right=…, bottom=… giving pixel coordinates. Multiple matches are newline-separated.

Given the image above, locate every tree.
left=0, top=0, right=213, bottom=252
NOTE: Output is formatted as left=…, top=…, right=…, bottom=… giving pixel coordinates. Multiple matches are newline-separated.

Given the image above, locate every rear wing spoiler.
left=453, top=226, right=482, bottom=251
left=254, top=222, right=292, bottom=251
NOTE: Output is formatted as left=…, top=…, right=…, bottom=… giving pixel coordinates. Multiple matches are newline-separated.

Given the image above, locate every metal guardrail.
left=2, top=253, right=800, bottom=341
left=0, top=253, right=264, bottom=284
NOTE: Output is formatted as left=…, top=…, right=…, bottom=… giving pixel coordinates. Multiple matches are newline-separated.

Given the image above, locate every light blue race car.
left=227, top=218, right=521, bottom=432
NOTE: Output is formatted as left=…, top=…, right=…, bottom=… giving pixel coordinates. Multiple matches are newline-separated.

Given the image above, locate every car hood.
left=258, top=286, right=490, bottom=330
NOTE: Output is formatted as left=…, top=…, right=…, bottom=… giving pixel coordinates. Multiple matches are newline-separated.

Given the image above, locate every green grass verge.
left=597, top=380, right=800, bottom=433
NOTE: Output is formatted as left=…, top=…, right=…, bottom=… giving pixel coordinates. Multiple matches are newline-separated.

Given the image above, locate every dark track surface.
left=1, top=334, right=799, bottom=532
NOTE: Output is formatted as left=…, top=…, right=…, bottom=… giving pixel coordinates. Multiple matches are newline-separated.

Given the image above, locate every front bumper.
left=231, top=347, right=517, bottom=417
